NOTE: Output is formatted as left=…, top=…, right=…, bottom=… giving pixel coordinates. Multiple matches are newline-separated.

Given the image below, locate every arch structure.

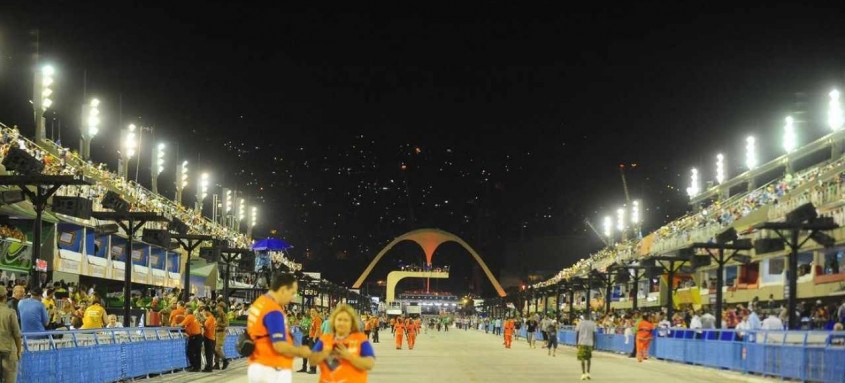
left=352, top=228, right=507, bottom=297
left=385, top=271, right=450, bottom=303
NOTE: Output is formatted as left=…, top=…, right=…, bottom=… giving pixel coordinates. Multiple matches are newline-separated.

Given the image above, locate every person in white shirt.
left=747, top=310, right=762, bottom=330
left=735, top=316, right=749, bottom=339
left=690, top=312, right=702, bottom=330
left=761, top=313, right=784, bottom=330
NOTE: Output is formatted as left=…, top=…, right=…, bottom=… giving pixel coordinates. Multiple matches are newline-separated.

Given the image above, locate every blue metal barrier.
left=558, top=328, right=845, bottom=383
left=18, top=327, right=246, bottom=383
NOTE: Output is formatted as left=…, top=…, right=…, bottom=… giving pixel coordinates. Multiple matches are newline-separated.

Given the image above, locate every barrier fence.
left=17, top=327, right=246, bottom=383
left=483, top=324, right=845, bottom=382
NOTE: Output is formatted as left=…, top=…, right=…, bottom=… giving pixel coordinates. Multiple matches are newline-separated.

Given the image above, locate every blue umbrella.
left=251, top=238, right=293, bottom=251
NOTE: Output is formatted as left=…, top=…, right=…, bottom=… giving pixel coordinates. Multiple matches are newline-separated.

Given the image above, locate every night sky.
left=2, top=2, right=845, bottom=294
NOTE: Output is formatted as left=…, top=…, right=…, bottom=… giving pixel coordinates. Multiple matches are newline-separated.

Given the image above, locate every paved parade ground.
left=148, top=327, right=776, bottom=383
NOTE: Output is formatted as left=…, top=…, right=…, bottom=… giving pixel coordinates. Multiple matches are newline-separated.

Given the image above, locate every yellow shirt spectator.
left=81, top=303, right=107, bottom=329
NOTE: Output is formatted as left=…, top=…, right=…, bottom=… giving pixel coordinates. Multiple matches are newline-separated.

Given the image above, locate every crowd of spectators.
left=0, top=126, right=301, bottom=271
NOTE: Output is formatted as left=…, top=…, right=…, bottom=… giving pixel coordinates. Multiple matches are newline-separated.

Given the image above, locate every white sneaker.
left=581, top=374, right=587, bottom=380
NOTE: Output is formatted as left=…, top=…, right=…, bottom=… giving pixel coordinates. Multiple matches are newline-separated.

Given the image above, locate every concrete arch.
left=352, top=228, right=507, bottom=297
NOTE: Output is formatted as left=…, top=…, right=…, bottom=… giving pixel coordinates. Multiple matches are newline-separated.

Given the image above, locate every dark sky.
left=2, top=2, right=845, bottom=294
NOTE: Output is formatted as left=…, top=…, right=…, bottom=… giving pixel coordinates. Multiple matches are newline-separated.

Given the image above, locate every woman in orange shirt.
left=309, top=304, right=376, bottom=383
left=636, top=314, right=655, bottom=362
left=393, top=316, right=405, bottom=349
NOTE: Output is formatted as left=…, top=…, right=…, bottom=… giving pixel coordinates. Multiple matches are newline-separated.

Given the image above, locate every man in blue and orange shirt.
left=246, top=273, right=312, bottom=383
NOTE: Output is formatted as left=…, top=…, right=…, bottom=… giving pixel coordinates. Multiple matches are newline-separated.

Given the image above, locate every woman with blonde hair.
left=309, top=304, right=376, bottom=382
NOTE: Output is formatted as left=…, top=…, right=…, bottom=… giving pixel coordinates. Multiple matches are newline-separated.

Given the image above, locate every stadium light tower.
left=715, top=154, right=725, bottom=184
left=686, top=168, right=700, bottom=198
left=745, top=136, right=757, bottom=171
left=616, top=207, right=625, bottom=232
left=34, top=64, right=55, bottom=142
left=80, top=98, right=100, bottom=160
left=602, top=215, right=613, bottom=243
left=175, top=160, right=189, bottom=205
left=195, top=172, right=210, bottom=212
left=829, top=89, right=844, bottom=132
left=151, top=143, right=165, bottom=193
left=251, top=206, right=258, bottom=227
left=119, top=124, right=137, bottom=179
left=631, top=200, right=640, bottom=225
left=783, top=116, right=797, bottom=154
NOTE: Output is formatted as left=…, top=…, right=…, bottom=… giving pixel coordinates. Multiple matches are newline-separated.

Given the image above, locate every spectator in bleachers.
left=18, top=288, right=48, bottom=334
left=106, top=314, right=123, bottom=328
left=0, top=286, right=23, bottom=383
left=81, top=295, right=107, bottom=329
left=8, top=285, right=24, bottom=318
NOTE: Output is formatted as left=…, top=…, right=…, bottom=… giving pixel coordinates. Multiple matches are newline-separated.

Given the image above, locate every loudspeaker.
left=716, top=227, right=738, bottom=244
left=786, top=203, right=817, bottom=223
left=51, top=196, right=93, bottom=219
left=199, top=246, right=220, bottom=262
left=640, top=259, right=656, bottom=268
left=168, top=218, right=189, bottom=235
left=691, top=255, right=712, bottom=268
left=678, top=247, right=695, bottom=258
left=679, top=265, right=695, bottom=274
left=95, top=224, right=119, bottom=235
left=646, top=267, right=661, bottom=279
left=0, top=190, right=25, bottom=205
left=733, top=254, right=751, bottom=264
left=754, top=238, right=785, bottom=254
left=615, top=271, right=630, bottom=283
left=734, top=239, right=753, bottom=249
left=2, top=147, right=44, bottom=175
left=142, top=229, right=171, bottom=247
left=101, top=191, right=130, bottom=212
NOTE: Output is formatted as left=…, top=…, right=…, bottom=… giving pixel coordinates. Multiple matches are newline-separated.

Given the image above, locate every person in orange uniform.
left=636, top=314, right=655, bottom=362
left=201, top=308, right=217, bottom=372
left=503, top=317, right=515, bottom=349
left=170, top=301, right=187, bottom=327
left=369, top=316, right=380, bottom=343
left=414, top=317, right=422, bottom=335
left=298, top=308, right=322, bottom=374
left=179, top=308, right=204, bottom=371
left=246, top=273, right=312, bottom=383
left=309, top=303, right=376, bottom=383
left=405, top=318, right=417, bottom=350
left=393, top=316, right=405, bottom=349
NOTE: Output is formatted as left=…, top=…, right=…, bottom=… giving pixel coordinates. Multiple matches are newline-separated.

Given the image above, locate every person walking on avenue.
left=0, top=287, right=23, bottom=383
left=526, top=316, right=538, bottom=348
left=636, top=314, right=655, bottom=362
left=546, top=319, right=559, bottom=356
left=370, top=316, right=380, bottom=343
left=201, top=308, right=217, bottom=372
left=406, top=317, right=417, bottom=350
left=503, top=317, right=515, bottom=348
left=214, top=303, right=229, bottom=370
left=246, top=273, right=311, bottom=383
left=179, top=309, right=204, bottom=372
left=576, top=315, right=597, bottom=380
left=394, top=315, right=406, bottom=350
left=309, top=304, right=376, bottom=383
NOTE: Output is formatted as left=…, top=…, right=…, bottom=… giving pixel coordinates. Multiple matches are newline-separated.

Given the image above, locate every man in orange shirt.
left=170, top=301, right=187, bottom=327
left=201, top=308, right=217, bottom=372
left=406, top=317, right=417, bottom=350
left=503, top=317, right=515, bottom=349
left=246, top=273, right=311, bottom=383
left=393, top=315, right=405, bottom=349
left=370, top=316, right=380, bottom=343
left=178, top=308, right=203, bottom=371
left=298, top=308, right=322, bottom=374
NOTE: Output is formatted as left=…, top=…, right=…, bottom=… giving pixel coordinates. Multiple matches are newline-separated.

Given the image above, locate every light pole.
left=715, top=154, right=725, bottom=185
left=238, top=198, right=245, bottom=231
left=119, top=124, right=137, bottom=180
left=195, top=172, right=209, bottom=214
left=152, top=143, right=165, bottom=194
left=686, top=168, right=700, bottom=198
left=248, top=206, right=257, bottom=237
left=176, top=160, right=188, bottom=205
left=602, top=216, right=613, bottom=244
left=80, top=98, right=100, bottom=160
left=33, top=64, right=55, bottom=142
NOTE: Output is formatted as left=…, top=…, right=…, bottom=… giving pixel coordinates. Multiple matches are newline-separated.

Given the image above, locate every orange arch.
left=351, top=228, right=506, bottom=297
